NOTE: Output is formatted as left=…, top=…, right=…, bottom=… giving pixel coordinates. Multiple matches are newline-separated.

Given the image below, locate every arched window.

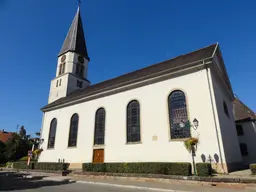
left=223, top=101, right=229, bottom=118
left=59, top=64, right=62, bottom=75
left=48, top=118, right=57, bottom=149
left=168, top=90, right=190, bottom=139
left=94, top=108, right=106, bottom=145
left=62, top=63, right=65, bottom=74
left=68, top=114, right=79, bottom=147
left=127, top=100, right=140, bottom=143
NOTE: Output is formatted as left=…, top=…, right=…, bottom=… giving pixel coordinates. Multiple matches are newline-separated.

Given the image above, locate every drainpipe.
left=204, top=61, right=226, bottom=174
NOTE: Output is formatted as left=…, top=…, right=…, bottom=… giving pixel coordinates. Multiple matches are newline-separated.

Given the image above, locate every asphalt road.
left=0, top=172, right=255, bottom=192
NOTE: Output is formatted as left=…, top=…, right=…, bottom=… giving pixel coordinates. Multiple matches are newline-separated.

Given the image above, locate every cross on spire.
left=78, top=0, right=82, bottom=7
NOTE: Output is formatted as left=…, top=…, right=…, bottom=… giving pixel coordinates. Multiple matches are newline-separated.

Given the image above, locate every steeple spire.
left=58, top=7, right=89, bottom=60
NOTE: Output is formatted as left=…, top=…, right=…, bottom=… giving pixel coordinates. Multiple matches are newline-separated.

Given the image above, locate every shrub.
left=19, top=156, right=37, bottom=162
left=13, top=162, right=34, bottom=169
left=13, top=162, right=69, bottom=171
left=83, top=163, right=105, bottom=172
left=6, top=162, right=13, bottom=168
left=82, top=162, right=192, bottom=176
left=196, top=163, right=212, bottom=176
left=19, top=156, right=29, bottom=161
left=34, top=163, right=70, bottom=171
left=250, top=164, right=256, bottom=175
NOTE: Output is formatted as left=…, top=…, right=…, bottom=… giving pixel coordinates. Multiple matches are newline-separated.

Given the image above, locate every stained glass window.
left=68, top=114, right=79, bottom=147
left=127, top=100, right=140, bottom=143
left=48, top=118, right=57, bottom=149
left=94, top=108, right=106, bottom=145
left=168, top=90, right=190, bottom=139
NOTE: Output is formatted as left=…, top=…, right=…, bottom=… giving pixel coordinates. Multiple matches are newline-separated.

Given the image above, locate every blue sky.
left=0, top=0, right=255, bottom=134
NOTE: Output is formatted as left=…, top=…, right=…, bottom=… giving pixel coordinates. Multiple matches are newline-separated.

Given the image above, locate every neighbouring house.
left=233, top=98, right=256, bottom=166
left=0, top=130, right=14, bottom=143
left=38, top=6, right=244, bottom=173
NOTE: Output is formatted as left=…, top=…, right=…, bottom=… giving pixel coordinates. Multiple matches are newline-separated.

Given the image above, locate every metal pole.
left=192, top=146, right=196, bottom=176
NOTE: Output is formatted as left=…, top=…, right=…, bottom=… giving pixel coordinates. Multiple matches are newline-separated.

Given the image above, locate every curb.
left=72, top=172, right=256, bottom=184
left=74, top=180, right=190, bottom=192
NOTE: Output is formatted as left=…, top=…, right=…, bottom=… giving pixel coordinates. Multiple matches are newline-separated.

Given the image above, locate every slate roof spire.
left=58, top=7, right=89, bottom=60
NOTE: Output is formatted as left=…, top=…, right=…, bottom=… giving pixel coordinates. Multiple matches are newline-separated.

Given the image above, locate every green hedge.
left=196, top=163, right=212, bottom=176
left=13, top=162, right=69, bottom=171
left=250, top=164, right=256, bottom=175
left=19, top=156, right=36, bottom=162
left=82, top=163, right=192, bottom=176
left=34, top=163, right=70, bottom=171
left=13, top=162, right=34, bottom=169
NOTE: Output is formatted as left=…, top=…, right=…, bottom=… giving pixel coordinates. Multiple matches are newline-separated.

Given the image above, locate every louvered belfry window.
left=48, top=118, right=57, bottom=148
left=94, top=108, right=106, bottom=145
left=168, top=90, right=191, bottom=139
left=127, top=100, right=140, bottom=143
left=68, top=114, right=79, bottom=147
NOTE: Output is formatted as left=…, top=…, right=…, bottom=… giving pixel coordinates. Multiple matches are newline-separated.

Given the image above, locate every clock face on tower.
left=61, top=55, right=66, bottom=62
left=78, top=56, right=84, bottom=64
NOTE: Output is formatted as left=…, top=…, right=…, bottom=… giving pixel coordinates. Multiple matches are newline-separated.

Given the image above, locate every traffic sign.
left=28, top=150, right=33, bottom=157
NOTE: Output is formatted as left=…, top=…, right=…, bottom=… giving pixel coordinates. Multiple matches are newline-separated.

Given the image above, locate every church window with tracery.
left=68, top=114, right=79, bottom=147
left=127, top=100, right=141, bottom=143
left=168, top=90, right=191, bottom=139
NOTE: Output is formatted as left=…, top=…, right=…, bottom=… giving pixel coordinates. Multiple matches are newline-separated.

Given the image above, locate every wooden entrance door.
left=93, top=149, right=104, bottom=163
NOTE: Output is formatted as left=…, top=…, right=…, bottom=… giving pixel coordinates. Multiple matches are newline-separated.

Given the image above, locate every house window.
left=94, top=108, right=106, bottom=145
left=127, top=100, right=140, bottom=143
left=56, top=80, right=58, bottom=87
left=240, top=143, right=248, bottom=156
left=59, top=79, right=61, bottom=86
left=223, top=101, right=229, bottom=118
left=47, top=118, right=57, bottom=149
left=76, top=80, right=83, bottom=88
left=168, top=90, right=190, bottom=139
left=236, top=125, right=244, bottom=136
left=68, top=114, right=79, bottom=147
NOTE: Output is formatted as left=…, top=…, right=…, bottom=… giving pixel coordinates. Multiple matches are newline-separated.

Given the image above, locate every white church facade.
left=39, top=7, right=244, bottom=173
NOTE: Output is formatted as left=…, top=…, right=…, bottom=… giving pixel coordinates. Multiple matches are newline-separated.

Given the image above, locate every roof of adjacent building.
left=58, top=7, right=89, bottom=59
left=0, top=130, right=14, bottom=143
left=233, top=98, right=256, bottom=122
left=43, top=43, right=219, bottom=111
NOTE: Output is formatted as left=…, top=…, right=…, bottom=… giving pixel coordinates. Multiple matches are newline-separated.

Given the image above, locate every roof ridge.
left=158, top=43, right=218, bottom=66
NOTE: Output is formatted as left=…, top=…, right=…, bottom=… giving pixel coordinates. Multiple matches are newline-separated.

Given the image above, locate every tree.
left=4, top=133, right=31, bottom=161
left=19, top=126, right=26, bottom=139
left=0, top=141, right=5, bottom=163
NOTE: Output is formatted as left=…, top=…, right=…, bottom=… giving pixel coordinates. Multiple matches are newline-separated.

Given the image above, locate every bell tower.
left=48, top=7, right=90, bottom=103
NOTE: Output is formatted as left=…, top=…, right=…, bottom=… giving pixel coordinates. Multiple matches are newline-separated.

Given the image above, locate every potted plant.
left=184, top=137, right=199, bottom=175
left=184, top=137, right=199, bottom=153
left=33, top=148, right=43, bottom=160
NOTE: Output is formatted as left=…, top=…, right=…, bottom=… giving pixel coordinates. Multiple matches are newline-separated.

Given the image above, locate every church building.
left=39, top=7, right=244, bottom=173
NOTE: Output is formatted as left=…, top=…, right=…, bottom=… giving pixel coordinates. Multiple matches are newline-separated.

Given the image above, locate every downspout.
left=204, top=61, right=226, bottom=174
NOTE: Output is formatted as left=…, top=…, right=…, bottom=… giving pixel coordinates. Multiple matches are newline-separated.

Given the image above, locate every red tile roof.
left=0, top=130, right=14, bottom=143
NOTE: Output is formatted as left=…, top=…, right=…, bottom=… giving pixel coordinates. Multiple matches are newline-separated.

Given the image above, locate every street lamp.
left=179, top=118, right=199, bottom=130
left=27, top=133, right=44, bottom=167
left=179, top=118, right=199, bottom=176
left=192, top=118, right=199, bottom=129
